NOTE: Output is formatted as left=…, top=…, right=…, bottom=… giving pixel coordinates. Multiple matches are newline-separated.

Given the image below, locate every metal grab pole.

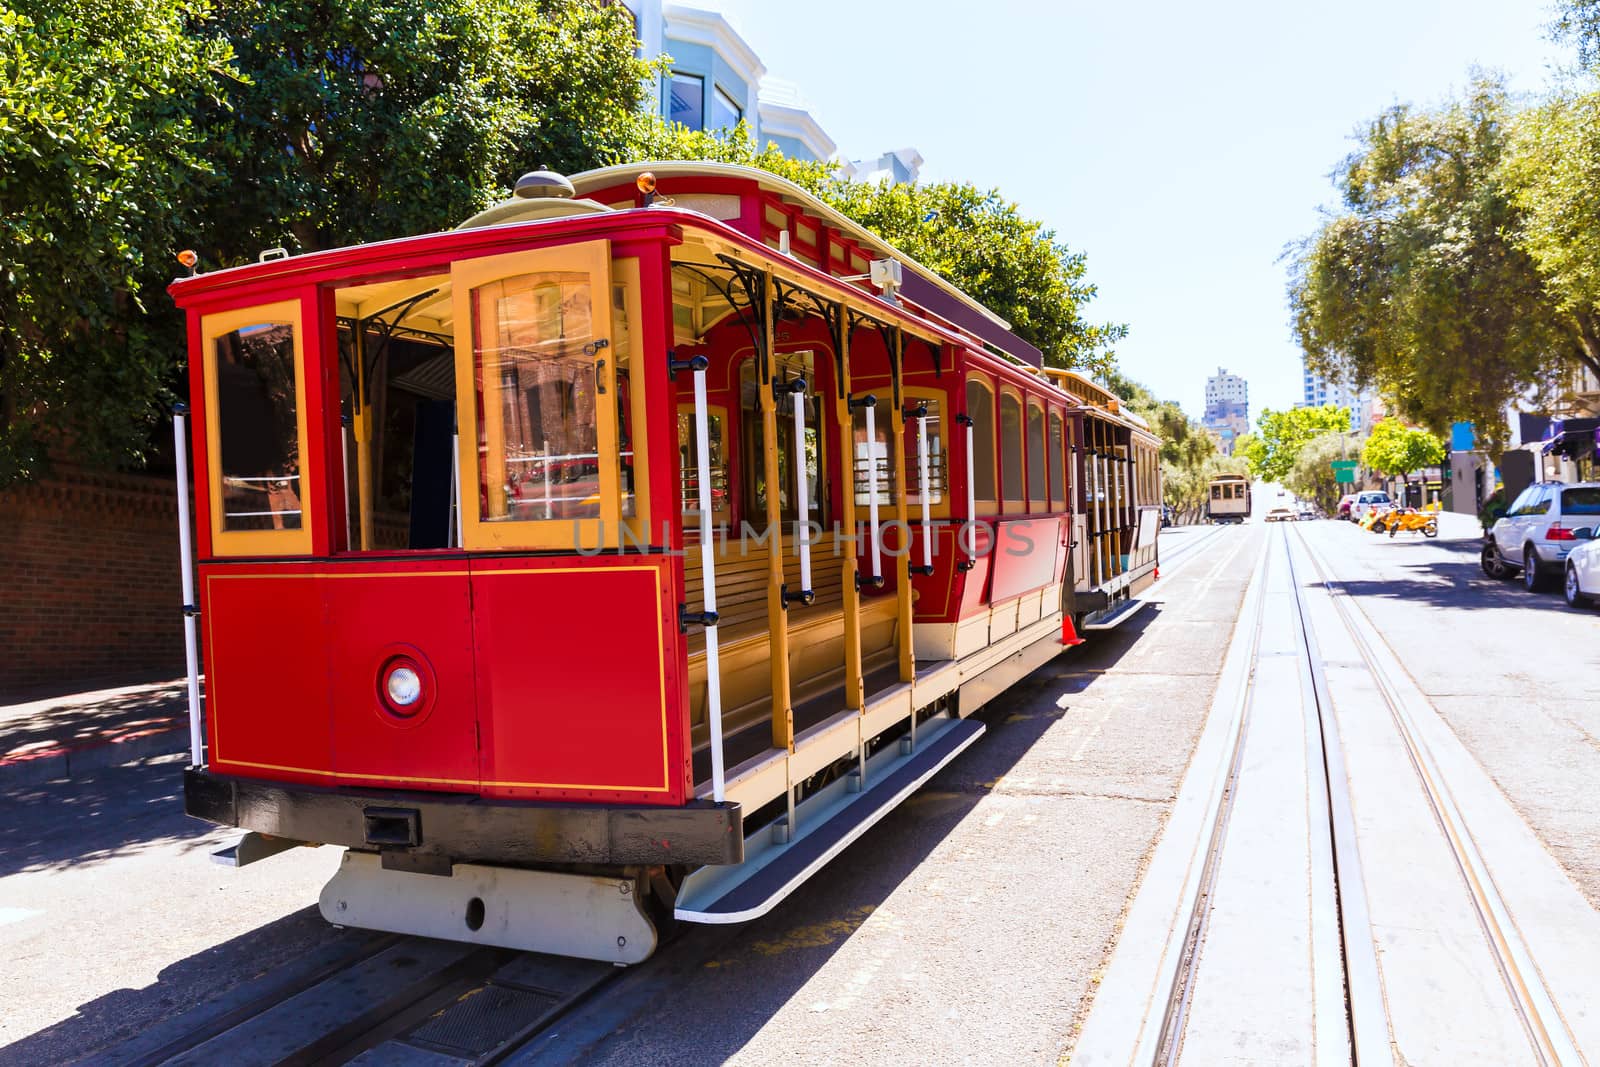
left=917, top=414, right=933, bottom=572
left=792, top=390, right=813, bottom=599
left=965, top=419, right=977, bottom=557
left=693, top=367, right=727, bottom=803
left=341, top=413, right=353, bottom=549
left=865, top=402, right=883, bottom=584
left=450, top=432, right=463, bottom=548
left=172, top=407, right=204, bottom=768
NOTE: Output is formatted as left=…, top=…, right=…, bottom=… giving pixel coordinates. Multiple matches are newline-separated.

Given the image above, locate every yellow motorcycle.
left=1386, top=506, right=1439, bottom=538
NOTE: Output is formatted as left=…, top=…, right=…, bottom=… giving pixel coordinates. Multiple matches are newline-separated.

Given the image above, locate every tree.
left=1242, top=405, right=1352, bottom=484
left=193, top=0, right=656, bottom=262
left=626, top=121, right=1128, bottom=374
left=0, top=0, right=233, bottom=482
left=1286, top=433, right=1353, bottom=511
left=1500, top=89, right=1600, bottom=389
left=1554, top=0, right=1600, bottom=70
left=1361, top=419, right=1445, bottom=487
left=1288, top=79, right=1573, bottom=453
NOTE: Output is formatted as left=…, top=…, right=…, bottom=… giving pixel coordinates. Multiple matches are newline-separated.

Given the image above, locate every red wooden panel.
left=990, top=517, right=1066, bottom=601
left=324, top=567, right=478, bottom=791
left=202, top=569, right=330, bottom=786
left=470, top=558, right=682, bottom=805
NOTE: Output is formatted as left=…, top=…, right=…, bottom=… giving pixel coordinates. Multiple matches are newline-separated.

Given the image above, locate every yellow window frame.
left=452, top=241, right=621, bottom=552
left=965, top=377, right=997, bottom=516
left=201, top=299, right=314, bottom=557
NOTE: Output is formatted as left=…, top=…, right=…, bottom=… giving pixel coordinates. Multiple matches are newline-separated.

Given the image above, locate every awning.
left=1541, top=417, right=1600, bottom=459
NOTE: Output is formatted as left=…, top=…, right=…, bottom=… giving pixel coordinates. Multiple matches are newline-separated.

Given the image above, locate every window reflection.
left=670, top=71, right=704, bottom=131
left=472, top=271, right=601, bottom=522
left=215, top=322, right=301, bottom=531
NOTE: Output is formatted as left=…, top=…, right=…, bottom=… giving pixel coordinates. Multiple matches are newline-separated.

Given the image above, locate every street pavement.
left=3, top=511, right=1598, bottom=1064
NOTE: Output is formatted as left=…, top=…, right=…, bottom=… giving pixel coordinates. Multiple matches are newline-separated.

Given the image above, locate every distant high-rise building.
left=1299, top=356, right=1368, bottom=433
left=1203, top=367, right=1250, bottom=455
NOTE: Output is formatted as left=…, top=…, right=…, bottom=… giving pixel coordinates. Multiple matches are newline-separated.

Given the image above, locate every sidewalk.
left=0, top=676, right=195, bottom=788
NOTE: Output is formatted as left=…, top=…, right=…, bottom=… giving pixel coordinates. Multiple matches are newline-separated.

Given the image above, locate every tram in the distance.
left=1207, top=473, right=1251, bottom=523
left=171, top=162, right=1162, bottom=963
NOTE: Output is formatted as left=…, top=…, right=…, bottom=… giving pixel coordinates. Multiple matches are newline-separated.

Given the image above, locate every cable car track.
left=1078, top=520, right=1589, bottom=1064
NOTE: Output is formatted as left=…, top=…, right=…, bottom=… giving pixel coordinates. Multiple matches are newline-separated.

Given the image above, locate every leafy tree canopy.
left=626, top=122, right=1128, bottom=375
left=1286, top=432, right=1355, bottom=510
left=193, top=0, right=656, bottom=262
left=1361, top=419, right=1445, bottom=481
left=1554, top=0, right=1600, bottom=70
left=0, top=0, right=233, bottom=482
left=1287, top=79, right=1576, bottom=453
left=1241, top=405, right=1351, bottom=483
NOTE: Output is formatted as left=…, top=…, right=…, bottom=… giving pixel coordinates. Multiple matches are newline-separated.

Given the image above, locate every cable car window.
left=902, top=393, right=946, bottom=509
left=1000, top=388, right=1024, bottom=514
left=214, top=322, right=302, bottom=531
left=678, top=407, right=729, bottom=528
left=1027, top=399, right=1046, bottom=508
left=965, top=379, right=996, bottom=513
left=1049, top=409, right=1066, bottom=511
left=471, top=270, right=601, bottom=522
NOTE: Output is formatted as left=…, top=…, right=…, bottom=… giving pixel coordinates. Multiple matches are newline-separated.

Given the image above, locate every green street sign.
left=1331, top=460, right=1358, bottom=484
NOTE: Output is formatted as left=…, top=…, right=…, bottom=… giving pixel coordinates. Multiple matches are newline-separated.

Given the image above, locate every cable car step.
left=1082, top=597, right=1148, bottom=631
left=673, top=715, right=985, bottom=925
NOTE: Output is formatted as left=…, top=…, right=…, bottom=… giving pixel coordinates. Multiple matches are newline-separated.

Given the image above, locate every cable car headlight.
left=379, top=656, right=427, bottom=717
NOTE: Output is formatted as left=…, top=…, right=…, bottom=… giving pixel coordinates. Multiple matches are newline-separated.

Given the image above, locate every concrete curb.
left=0, top=718, right=188, bottom=789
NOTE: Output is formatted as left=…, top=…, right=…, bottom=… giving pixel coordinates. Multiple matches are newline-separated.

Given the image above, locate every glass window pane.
left=610, top=276, right=636, bottom=519
left=1000, top=391, right=1023, bottom=507
left=670, top=71, right=704, bottom=130
left=903, top=397, right=945, bottom=504
left=678, top=410, right=728, bottom=526
left=472, top=270, right=601, bottom=522
left=966, top=381, right=995, bottom=505
left=215, top=322, right=302, bottom=531
left=1049, top=411, right=1066, bottom=509
left=853, top=401, right=896, bottom=507
left=1027, top=401, right=1046, bottom=505
left=711, top=85, right=742, bottom=130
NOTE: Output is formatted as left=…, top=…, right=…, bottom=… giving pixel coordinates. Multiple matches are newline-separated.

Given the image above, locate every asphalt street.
left=3, top=511, right=1597, bottom=1065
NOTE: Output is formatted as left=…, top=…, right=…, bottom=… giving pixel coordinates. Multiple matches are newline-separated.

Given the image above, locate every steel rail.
left=1291, top=523, right=1584, bottom=1066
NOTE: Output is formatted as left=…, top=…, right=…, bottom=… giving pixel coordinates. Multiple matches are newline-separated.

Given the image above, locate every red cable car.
left=172, top=163, right=1162, bottom=963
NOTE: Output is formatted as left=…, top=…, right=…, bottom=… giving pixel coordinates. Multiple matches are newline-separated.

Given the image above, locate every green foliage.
left=1361, top=419, right=1445, bottom=481
left=1244, top=406, right=1351, bottom=484
left=629, top=121, right=1128, bottom=375
left=1286, top=433, right=1354, bottom=510
left=192, top=0, right=656, bottom=260
left=1233, top=431, right=1265, bottom=477
left=1554, top=0, right=1600, bottom=70
left=1288, top=79, right=1572, bottom=453
left=1500, top=90, right=1600, bottom=379
left=0, top=0, right=233, bottom=482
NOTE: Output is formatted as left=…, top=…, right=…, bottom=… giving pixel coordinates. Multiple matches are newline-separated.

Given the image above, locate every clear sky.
left=702, top=0, right=1569, bottom=421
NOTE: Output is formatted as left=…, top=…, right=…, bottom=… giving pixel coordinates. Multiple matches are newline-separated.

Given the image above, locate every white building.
left=1203, top=367, right=1250, bottom=455
left=1300, top=357, right=1369, bottom=433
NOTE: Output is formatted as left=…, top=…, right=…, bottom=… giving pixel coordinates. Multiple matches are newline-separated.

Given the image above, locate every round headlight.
left=385, top=666, right=422, bottom=708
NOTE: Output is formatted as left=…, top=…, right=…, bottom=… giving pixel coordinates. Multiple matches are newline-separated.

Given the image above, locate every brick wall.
left=0, top=466, right=186, bottom=696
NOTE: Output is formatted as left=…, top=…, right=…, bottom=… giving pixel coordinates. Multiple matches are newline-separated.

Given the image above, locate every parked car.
left=1337, top=493, right=1357, bottom=520
left=1295, top=501, right=1317, bottom=521
left=1350, top=491, right=1392, bottom=523
left=1482, top=481, right=1600, bottom=592
left=1564, top=529, right=1600, bottom=608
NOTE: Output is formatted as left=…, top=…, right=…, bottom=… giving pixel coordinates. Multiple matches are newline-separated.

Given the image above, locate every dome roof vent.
left=513, top=168, right=575, bottom=199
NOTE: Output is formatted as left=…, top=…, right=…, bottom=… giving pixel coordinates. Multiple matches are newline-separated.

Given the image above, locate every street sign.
left=1331, top=460, right=1358, bottom=484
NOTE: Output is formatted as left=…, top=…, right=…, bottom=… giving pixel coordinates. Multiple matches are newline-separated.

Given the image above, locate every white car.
left=1564, top=527, right=1600, bottom=608
left=1484, top=482, right=1600, bottom=593
left=1350, top=490, right=1392, bottom=522
left=1265, top=505, right=1295, bottom=522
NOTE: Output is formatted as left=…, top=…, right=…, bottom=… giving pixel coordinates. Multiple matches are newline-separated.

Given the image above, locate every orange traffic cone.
left=1154, top=566, right=1160, bottom=581
left=1061, top=613, right=1086, bottom=646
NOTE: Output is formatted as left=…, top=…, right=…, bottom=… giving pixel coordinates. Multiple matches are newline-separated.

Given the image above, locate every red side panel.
left=323, top=565, right=478, bottom=790
left=991, top=518, right=1067, bottom=601
left=203, top=569, right=330, bottom=785
left=469, top=556, right=683, bottom=805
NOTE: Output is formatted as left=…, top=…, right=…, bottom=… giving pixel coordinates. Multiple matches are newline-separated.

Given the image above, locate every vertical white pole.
left=173, top=409, right=204, bottom=768
left=917, top=414, right=932, bottom=572
left=341, top=416, right=353, bottom=549
left=542, top=448, right=553, bottom=520
left=792, top=390, right=812, bottom=597
left=865, top=402, right=882, bottom=583
left=451, top=432, right=463, bottom=548
left=694, top=368, right=726, bottom=803
left=965, top=421, right=977, bottom=558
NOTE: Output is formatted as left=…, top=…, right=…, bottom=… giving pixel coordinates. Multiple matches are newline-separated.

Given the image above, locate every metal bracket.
left=847, top=394, right=878, bottom=412
left=668, top=351, right=709, bottom=379
left=780, top=584, right=816, bottom=609
left=903, top=402, right=928, bottom=419
left=956, top=560, right=976, bottom=572
left=772, top=376, right=807, bottom=401
left=854, top=572, right=886, bottom=591
left=182, top=603, right=200, bottom=618
left=680, top=605, right=719, bottom=632
left=955, top=412, right=974, bottom=428
left=910, top=564, right=936, bottom=577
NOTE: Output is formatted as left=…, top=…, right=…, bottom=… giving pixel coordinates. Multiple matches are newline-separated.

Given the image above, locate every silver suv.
left=1483, top=481, right=1600, bottom=592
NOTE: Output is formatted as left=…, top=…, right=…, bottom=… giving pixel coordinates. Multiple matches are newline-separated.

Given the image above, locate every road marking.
left=0, top=907, right=42, bottom=927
